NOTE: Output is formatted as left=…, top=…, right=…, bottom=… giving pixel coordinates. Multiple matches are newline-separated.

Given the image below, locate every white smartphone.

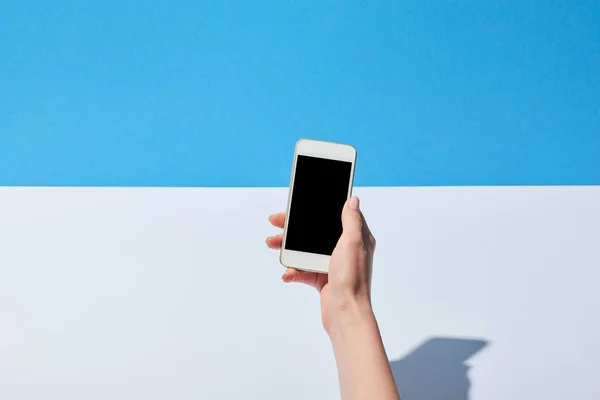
left=280, top=139, right=357, bottom=274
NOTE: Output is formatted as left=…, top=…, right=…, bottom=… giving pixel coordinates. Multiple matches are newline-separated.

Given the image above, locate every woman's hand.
left=265, top=196, right=376, bottom=336
left=266, top=197, right=399, bottom=400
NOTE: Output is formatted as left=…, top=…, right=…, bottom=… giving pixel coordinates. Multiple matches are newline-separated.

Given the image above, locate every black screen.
left=285, top=155, right=352, bottom=256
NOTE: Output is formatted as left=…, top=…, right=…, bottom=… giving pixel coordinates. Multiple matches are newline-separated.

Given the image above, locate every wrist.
left=326, top=296, right=376, bottom=340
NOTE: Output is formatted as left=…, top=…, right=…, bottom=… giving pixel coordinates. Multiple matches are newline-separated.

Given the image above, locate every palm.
left=288, top=268, right=331, bottom=329
left=318, top=282, right=332, bottom=329
left=287, top=270, right=333, bottom=330
left=266, top=212, right=336, bottom=327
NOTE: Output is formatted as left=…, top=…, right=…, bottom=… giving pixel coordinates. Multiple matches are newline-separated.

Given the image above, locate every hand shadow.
left=390, top=337, right=488, bottom=400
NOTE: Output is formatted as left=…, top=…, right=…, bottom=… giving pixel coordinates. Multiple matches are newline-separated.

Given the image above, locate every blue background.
left=1, top=1, right=599, bottom=187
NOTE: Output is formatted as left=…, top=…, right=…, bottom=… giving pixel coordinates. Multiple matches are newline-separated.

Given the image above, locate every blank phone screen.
left=285, top=155, right=352, bottom=256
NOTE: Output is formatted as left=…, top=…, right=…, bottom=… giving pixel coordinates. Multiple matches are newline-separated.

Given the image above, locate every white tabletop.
left=1, top=186, right=599, bottom=400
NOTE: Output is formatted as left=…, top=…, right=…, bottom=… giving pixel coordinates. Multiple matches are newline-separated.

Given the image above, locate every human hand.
left=265, top=196, right=376, bottom=335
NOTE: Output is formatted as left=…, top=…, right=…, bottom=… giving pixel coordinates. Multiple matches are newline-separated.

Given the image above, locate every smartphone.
left=280, top=139, right=357, bottom=274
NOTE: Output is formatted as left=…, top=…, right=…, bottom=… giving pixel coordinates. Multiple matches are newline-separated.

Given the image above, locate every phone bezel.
left=280, top=138, right=357, bottom=274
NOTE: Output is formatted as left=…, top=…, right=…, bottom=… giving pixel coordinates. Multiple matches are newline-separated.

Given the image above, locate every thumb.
left=341, top=196, right=363, bottom=242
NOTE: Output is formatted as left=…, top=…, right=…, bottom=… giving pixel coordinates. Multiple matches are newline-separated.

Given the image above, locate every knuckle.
left=341, top=234, right=363, bottom=248
left=369, top=235, right=376, bottom=249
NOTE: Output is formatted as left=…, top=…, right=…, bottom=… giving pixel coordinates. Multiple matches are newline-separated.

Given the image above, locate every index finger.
left=268, top=212, right=286, bottom=229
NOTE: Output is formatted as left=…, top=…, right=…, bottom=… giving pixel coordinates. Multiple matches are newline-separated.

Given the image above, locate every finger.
left=265, top=234, right=283, bottom=249
left=314, top=273, right=329, bottom=292
left=340, top=196, right=363, bottom=243
left=268, top=212, right=286, bottom=229
left=282, top=268, right=323, bottom=290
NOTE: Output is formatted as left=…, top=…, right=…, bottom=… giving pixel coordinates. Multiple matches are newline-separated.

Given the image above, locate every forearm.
left=329, top=300, right=400, bottom=400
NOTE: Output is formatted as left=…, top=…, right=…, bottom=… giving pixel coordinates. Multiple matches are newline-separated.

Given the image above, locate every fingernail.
left=349, top=196, right=360, bottom=210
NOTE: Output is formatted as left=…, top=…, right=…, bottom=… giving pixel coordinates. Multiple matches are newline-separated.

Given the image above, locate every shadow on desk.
left=390, top=337, right=488, bottom=400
